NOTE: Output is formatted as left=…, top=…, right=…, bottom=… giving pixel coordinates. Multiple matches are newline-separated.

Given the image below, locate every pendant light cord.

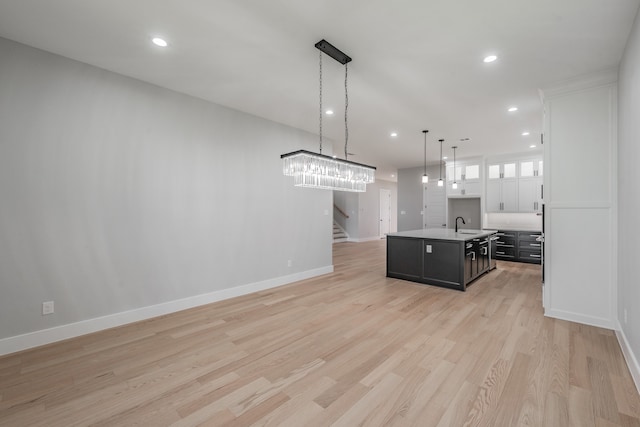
left=453, top=146, right=457, bottom=181
left=344, top=63, right=349, bottom=160
left=319, top=51, right=323, bottom=154
left=423, top=131, right=427, bottom=175
left=439, top=139, right=443, bottom=180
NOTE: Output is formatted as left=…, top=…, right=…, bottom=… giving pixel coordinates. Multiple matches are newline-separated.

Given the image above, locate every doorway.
left=379, top=189, right=391, bottom=238
left=423, top=183, right=446, bottom=229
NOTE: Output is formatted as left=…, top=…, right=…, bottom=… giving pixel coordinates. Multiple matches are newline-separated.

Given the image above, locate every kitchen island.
left=386, top=228, right=497, bottom=291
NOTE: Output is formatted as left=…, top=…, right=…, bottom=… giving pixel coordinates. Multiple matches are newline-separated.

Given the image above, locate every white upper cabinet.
left=486, top=178, right=518, bottom=212
left=486, top=157, right=543, bottom=213
left=518, top=158, right=543, bottom=212
left=488, top=161, right=517, bottom=180
left=519, top=159, right=543, bottom=178
left=447, top=161, right=481, bottom=196
left=518, top=177, right=543, bottom=213
left=486, top=161, right=517, bottom=212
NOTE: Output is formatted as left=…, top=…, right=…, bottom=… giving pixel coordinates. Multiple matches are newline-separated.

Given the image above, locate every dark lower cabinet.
left=387, top=237, right=423, bottom=280
left=464, top=242, right=474, bottom=284
left=387, top=233, right=495, bottom=291
left=422, top=240, right=462, bottom=286
left=477, top=238, right=490, bottom=273
left=494, top=231, right=516, bottom=261
left=494, top=230, right=542, bottom=264
left=517, top=231, right=542, bottom=264
left=387, top=236, right=464, bottom=290
left=518, top=250, right=543, bottom=263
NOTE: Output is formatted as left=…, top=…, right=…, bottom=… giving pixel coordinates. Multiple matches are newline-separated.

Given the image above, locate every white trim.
left=348, top=236, right=384, bottom=243
left=544, top=201, right=612, bottom=209
left=615, top=321, right=640, bottom=394
left=0, top=265, right=333, bottom=356
left=541, top=68, right=618, bottom=99
left=544, top=308, right=615, bottom=330
left=609, top=85, right=619, bottom=339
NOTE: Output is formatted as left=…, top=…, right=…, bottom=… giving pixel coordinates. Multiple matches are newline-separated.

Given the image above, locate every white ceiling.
left=1, top=0, right=638, bottom=180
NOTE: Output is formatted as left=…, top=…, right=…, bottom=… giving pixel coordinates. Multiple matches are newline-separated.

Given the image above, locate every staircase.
left=333, top=222, right=348, bottom=243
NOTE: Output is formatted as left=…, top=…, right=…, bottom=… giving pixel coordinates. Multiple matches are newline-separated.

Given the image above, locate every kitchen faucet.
left=455, top=216, right=466, bottom=232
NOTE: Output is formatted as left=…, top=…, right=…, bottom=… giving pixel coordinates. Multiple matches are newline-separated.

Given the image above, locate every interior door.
left=424, top=182, right=446, bottom=228
left=379, top=189, right=391, bottom=237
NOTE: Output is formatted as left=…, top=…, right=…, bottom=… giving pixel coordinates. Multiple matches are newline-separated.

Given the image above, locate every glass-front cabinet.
left=447, top=161, right=481, bottom=196
left=519, top=159, right=543, bottom=178
left=488, top=162, right=517, bottom=180
left=485, top=157, right=543, bottom=213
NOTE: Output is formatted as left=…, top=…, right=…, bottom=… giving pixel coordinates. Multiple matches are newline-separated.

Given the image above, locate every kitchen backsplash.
left=483, top=212, right=542, bottom=231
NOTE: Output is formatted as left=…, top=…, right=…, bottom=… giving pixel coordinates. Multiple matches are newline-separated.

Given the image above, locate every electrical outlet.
left=624, top=308, right=628, bottom=324
left=468, top=218, right=472, bottom=223
left=287, top=260, right=292, bottom=267
left=42, top=301, right=54, bottom=315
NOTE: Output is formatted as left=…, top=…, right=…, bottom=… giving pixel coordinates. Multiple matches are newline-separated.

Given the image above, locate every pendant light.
left=281, top=40, right=376, bottom=192
left=437, top=139, right=444, bottom=187
left=421, top=130, right=429, bottom=184
left=451, top=146, right=458, bottom=189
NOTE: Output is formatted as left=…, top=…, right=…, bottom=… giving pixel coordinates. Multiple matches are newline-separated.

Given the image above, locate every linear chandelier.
left=281, top=39, right=376, bottom=192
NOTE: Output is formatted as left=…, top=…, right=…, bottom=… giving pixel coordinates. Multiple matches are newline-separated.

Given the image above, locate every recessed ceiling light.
left=325, top=109, right=334, bottom=115
left=391, top=174, right=395, bottom=178
left=508, top=106, right=518, bottom=112
left=530, top=145, right=537, bottom=148
left=483, top=55, right=497, bottom=63
left=443, top=156, right=448, bottom=160
left=522, top=131, right=530, bottom=136
left=152, top=37, right=168, bottom=47
left=390, top=132, right=398, bottom=137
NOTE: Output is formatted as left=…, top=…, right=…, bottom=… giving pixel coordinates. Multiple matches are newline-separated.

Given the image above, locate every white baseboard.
left=615, top=321, right=640, bottom=394
left=348, top=236, right=385, bottom=243
left=0, top=265, right=333, bottom=356
left=544, top=308, right=615, bottom=330
left=545, top=311, right=639, bottom=394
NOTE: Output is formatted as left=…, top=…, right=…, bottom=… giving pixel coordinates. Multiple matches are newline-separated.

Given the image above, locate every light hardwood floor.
left=1, top=240, right=639, bottom=426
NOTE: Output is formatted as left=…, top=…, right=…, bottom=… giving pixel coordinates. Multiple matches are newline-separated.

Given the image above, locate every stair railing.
left=333, top=204, right=349, bottom=218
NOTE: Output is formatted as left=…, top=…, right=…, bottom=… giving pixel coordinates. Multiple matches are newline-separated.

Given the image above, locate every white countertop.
left=387, top=228, right=498, bottom=241
left=484, top=225, right=542, bottom=232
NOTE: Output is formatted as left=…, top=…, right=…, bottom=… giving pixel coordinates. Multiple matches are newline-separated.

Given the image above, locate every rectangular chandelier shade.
left=281, top=150, right=376, bottom=192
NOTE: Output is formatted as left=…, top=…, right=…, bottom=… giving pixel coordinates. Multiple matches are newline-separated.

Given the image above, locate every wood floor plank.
left=0, top=240, right=638, bottom=426
left=569, top=384, right=596, bottom=427
left=463, top=357, right=511, bottom=426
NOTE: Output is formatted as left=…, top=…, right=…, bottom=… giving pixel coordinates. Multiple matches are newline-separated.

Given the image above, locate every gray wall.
left=333, top=191, right=358, bottom=237
left=448, top=198, right=481, bottom=230
left=0, top=38, right=332, bottom=341
left=358, top=179, right=398, bottom=240
left=618, top=8, right=640, bottom=382
left=333, top=179, right=398, bottom=240
left=397, top=165, right=441, bottom=231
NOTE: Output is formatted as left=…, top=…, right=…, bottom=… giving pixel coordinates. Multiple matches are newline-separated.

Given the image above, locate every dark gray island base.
left=386, top=229, right=498, bottom=291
